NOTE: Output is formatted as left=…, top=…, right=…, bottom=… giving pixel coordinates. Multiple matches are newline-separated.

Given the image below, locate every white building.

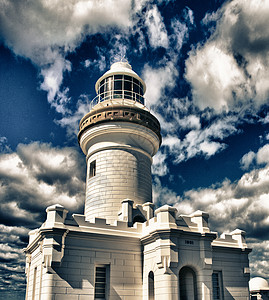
left=24, top=62, right=251, bottom=300
left=249, top=277, right=269, bottom=300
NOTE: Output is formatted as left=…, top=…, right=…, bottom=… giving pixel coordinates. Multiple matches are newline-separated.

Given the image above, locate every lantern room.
left=90, top=61, right=147, bottom=109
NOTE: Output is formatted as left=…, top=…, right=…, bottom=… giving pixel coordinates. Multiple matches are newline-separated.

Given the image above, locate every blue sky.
left=0, top=0, right=269, bottom=298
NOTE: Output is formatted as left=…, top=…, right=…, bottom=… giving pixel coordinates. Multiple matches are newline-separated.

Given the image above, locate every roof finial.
left=120, top=54, right=128, bottom=63
left=112, top=54, right=128, bottom=64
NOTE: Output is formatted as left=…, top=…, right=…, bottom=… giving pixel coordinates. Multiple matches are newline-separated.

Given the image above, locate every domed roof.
left=249, top=277, right=269, bottom=291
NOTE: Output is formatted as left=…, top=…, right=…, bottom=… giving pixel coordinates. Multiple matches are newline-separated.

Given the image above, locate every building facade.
left=24, top=62, right=251, bottom=300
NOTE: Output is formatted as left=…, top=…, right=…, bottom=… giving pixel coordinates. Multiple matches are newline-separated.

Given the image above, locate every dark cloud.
left=0, top=142, right=85, bottom=218
left=0, top=225, right=28, bottom=296
left=0, top=142, right=86, bottom=293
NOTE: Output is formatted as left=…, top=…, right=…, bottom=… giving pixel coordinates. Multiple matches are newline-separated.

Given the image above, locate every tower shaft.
left=78, top=62, right=161, bottom=224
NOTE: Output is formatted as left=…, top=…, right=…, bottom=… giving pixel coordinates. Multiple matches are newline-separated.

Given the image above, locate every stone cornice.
left=78, top=105, right=162, bottom=144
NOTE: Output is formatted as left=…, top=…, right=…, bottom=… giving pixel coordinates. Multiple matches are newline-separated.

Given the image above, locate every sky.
left=0, top=0, right=269, bottom=298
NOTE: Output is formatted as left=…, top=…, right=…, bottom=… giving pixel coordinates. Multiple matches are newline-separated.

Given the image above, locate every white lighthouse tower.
left=78, top=61, right=161, bottom=224
left=24, top=62, right=251, bottom=300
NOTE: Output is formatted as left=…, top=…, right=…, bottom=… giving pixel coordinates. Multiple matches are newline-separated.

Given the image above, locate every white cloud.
left=240, top=144, right=269, bottom=170
left=40, top=57, right=72, bottom=113
left=185, top=7, right=194, bottom=25
left=240, top=151, right=256, bottom=170
left=0, top=0, right=133, bottom=59
left=144, top=5, right=169, bottom=49
left=257, top=144, right=269, bottom=165
left=262, top=114, right=269, bottom=124
left=185, top=45, right=248, bottom=111
left=0, top=0, right=135, bottom=114
left=177, top=115, right=201, bottom=130
left=0, top=224, right=28, bottom=237
left=143, top=61, right=178, bottom=107
left=0, top=136, right=11, bottom=153
left=170, top=19, right=188, bottom=50
left=153, top=177, right=181, bottom=206
left=57, top=97, right=91, bottom=138
left=152, top=151, right=168, bottom=177
left=161, top=115, right=237, bottom=163
left=153, top=161, right=269, bottom=278
left=176, top=164, right=269, bottom=236
left=108, top=34, right=130, bottom=64
left=199, top=140, right=224, bottom=157
left=142, top=12, right=190, bottom=108
left=85, top=54, right=106, bottom=73
left=185, top=0, right=269, bottom=112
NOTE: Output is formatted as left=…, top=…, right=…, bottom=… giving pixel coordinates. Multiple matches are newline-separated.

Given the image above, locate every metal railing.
left=89, top=90, right=145, bottom=110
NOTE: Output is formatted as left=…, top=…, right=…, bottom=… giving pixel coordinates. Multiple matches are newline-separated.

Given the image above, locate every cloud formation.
left=144, top=5, right=169, bottom=49
left=240, top=144, right=269, bottom=170
left=173, top=161, right=269, bottom=240
left=153, top=143, right=269, bottom=278
left=185, top=0, right=269, bottom=112
left=0, top=0, right=134, bottom=114
left=0, top=142, right=86, bottom=293
left=0, top=142, right=85, bottom=226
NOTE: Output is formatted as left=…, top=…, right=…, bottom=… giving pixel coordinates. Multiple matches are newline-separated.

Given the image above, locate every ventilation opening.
left=89, top=160, right=96, bottom=178
left=94, top=265, right=109, bottom=299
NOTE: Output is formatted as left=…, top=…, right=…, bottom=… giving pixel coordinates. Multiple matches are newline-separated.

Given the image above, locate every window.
left=94, top=265, right=109, bottom=299
left=96, top=75, right=145, bottom=105
left=32, top=267, right=37, bottom=300
left=89, top=160, right=96, bottom=178
left=148, top=271, right=154, bottom=300
left=212, top=271, right=224, bottom=300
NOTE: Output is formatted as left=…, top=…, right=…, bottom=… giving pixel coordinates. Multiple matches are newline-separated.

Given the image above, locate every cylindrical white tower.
left=78, top=61, right=161, bottom=224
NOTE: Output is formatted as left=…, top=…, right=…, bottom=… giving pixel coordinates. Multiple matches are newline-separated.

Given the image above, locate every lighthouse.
left=78, top=61, right=161, bottom=224
left=24, top=61, right=251, bottom=300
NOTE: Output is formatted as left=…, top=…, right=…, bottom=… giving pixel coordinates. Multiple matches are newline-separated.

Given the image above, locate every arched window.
left=179, top=266, right=198, bottom=300
left=148, top=271, right=154, bottom=300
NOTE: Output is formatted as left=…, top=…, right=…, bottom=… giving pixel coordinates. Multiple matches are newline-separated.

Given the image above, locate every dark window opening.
left=94, top=265, right=110, bottom=300
left=133, top=215, right=145, bottom=224
left=95, top=266, right=107, bottom=299
left=96, top=75, right=145, bottom=105
left=89, top=160, right=96, bottom=178
left=114, top=80, right=122, bottom=91
left=148, top=271, right=154, bottom=300
left=124, top=91, right=132, bottom=99
left=179, top=266, right=198, bottom=300
left=114, top=74, right=122, bottom=80
left=124, top=79, right=132, bottom=92
left=212, top=271, right=224, bottom=300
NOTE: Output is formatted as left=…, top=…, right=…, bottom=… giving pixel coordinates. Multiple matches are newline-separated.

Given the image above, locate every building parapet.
left=24, top=202, right=251, bottom=263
